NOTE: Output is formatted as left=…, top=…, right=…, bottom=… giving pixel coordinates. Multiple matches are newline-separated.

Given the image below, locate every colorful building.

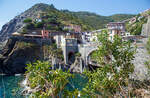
left=107, top=22, right=126, bottom=41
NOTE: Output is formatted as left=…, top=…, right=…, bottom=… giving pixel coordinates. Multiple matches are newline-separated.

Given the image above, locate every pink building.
left=41, top=30, right=51, bottom=38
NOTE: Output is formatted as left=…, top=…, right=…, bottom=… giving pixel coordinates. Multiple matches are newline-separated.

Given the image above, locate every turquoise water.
left=0, top=74, right=88, bottom=98
left=66, top=74, right=88, bottom=91
left=0, top=75, right=24, bottom=98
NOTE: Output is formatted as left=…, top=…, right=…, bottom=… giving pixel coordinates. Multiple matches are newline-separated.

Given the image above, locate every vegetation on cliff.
left=109, top=14, right=135, bottom=22
left=0, top=38, right=43, bottom=74
left=0, top=3, right=135, bottom=42
left=62, top=10, right=135, bottom=30
left=42, top=43, right=64, bottom=61
left=0, top=37, right=64, bottom=74
left=126, top=10, right=150, bottom=35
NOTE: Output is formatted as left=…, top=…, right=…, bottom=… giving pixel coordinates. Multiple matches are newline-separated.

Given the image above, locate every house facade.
left=107, top=22, right=126, bottom=41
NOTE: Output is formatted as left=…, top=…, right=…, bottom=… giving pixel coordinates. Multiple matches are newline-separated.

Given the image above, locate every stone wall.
left=61, top=38, right=78, bottom=64
left=142, top=16, right=150, bottom=36
left=132, top=38, right=150, bottom=80
left=147, top=16, right=150, bottom=36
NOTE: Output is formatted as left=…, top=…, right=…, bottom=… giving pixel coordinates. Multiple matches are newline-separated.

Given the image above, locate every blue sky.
left=0, top=0, right=150, bottom=30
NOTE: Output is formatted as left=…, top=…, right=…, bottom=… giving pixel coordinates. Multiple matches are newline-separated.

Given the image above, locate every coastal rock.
left=0, top=37, right=52, bottom=74
left=70, top=57, right=84, bottom=73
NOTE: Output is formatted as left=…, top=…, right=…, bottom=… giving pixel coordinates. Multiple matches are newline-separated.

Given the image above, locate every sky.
left=0, top=0, right=150, bottom=30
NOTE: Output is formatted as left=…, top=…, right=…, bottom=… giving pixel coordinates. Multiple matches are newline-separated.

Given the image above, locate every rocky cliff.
left=0, top=3, right=53, bottom=41
left=70, top=57, right=84, bottom=73
left=0, top=37, right=53, bottom=74
left=0, top=36, right=85, bottom=74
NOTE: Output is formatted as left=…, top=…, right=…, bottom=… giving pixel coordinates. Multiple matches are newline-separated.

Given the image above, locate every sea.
left=0, top=73, right=88, bottom=98
left=0, top=75, right=24, bottom=98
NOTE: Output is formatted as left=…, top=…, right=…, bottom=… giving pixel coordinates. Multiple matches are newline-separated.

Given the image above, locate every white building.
left=107, top=22, right=126, bottom=41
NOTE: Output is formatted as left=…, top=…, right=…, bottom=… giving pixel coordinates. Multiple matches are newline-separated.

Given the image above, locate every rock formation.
left=0, top=37, right=52, bottom=74
left=70, top=57, right=84, bottom=73
left=0, top=3, right=53, bottom=41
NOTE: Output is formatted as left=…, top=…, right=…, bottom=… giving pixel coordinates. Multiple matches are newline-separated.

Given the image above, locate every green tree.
left=26, top=61, right=73, bottom=98
left=75, top=52, right=81, bottom=57
left=23, top=18, right=32, bottom=23
left=25, top=23, right=35, bottom=30
left=46, top=24, right=52, bottom=30
left=35, top=22, right=44, bottom=28
left=82, top=33, right=136, bottom=97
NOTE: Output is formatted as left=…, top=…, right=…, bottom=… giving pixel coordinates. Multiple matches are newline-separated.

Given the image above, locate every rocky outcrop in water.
left=70, top=57, right=84, bottom=73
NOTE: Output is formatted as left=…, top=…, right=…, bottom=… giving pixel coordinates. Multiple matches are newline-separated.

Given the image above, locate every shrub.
left=46, top=24, right=51, bottom=30
left=25, top=23, right=35, bottom=30
left=75, top=52, right=81, bottom=57
left=26, top=61, right=73, bottom=97
left=82, top=33, right=136, bottom=97
left=34, top=22, right=44, bottom=28
left=23, top=18, right=32, bottom=23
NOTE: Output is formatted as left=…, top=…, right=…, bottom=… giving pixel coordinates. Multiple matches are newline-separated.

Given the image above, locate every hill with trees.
left=126, top=9, right=150, bottom=35
left=0, top=3, right=135, bottom=41
left=62, top=10, right=134, bottom=30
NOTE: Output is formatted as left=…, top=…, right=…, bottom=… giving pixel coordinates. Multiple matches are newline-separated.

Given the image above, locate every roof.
left=23, top=34, right=42, bottom=37
left=12, top=32, right=21, bottom=36
left=107, top=22, right=125, bottom=26
left=108, top=22, right=125, bottom=24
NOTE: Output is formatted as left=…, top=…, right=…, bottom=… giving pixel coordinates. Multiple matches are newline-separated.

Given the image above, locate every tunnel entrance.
left=68, top=52, right=75, bottom=65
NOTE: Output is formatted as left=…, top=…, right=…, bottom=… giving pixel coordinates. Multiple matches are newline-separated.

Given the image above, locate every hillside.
left=109, top=14, right=135, bottom=22
left=126, top=9, right=150, bottom=35
left=62, top=11, right=112, bottom=29
left=0, top=3, right=135, bottom=41
left=62, top=10, right=134, bottom=29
